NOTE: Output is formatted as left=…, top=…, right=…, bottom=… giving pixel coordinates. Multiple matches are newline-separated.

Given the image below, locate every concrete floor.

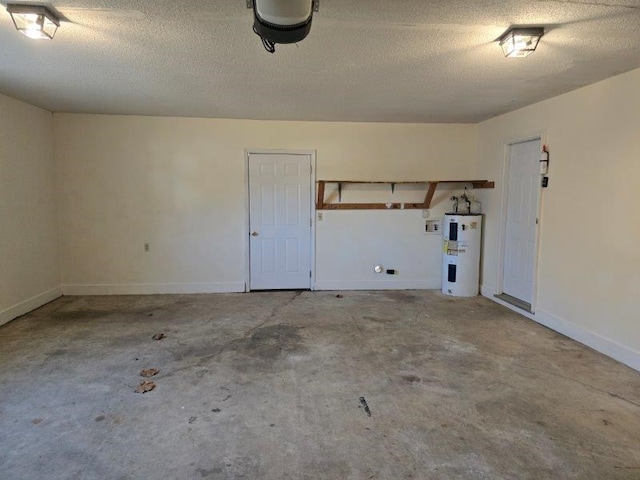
left=1, top=291, right=639, bottom=480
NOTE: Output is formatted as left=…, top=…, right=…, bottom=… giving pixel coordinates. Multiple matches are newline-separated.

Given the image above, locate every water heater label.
left=447, top=240, right=459, bottom=256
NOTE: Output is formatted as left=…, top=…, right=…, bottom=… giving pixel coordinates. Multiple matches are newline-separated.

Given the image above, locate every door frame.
left=496, top=134, right=545, bottom=313
left=244, top=149, right=317, bottom=292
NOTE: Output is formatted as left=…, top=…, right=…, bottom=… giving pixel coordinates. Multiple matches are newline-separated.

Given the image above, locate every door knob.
left=251, top=231, right=259, bottom=236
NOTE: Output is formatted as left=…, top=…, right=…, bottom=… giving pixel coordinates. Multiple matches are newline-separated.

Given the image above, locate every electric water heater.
left=442, top=214, right=482, bottom=297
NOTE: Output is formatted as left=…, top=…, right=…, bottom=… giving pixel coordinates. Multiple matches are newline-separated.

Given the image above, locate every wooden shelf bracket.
left=315, top=180, right=494, bottom=210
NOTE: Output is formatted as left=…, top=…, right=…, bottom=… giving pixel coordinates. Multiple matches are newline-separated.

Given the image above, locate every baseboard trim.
left=0, top=287, right=63, bottom=327
left=315, top=279, right=440, bottom=291
left=62, top=282, right=245, bottom=296
left=481, top=285, right=640, bottom=372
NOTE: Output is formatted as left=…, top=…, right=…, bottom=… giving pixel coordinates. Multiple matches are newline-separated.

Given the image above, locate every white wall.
left=0, top=94, right=61, bottom=325
left=476, top=67, right=640, bottom=371
left=53, top=115, right=477, bottom=294
left=9, top=67, right=640, bottom=372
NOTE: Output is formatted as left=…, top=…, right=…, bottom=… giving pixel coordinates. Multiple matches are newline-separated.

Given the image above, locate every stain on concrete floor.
left=0, top=291, right=639, bottom=479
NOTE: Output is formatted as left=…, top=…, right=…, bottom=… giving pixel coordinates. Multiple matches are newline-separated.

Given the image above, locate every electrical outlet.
left=144, top=243, right=150, bottom=253
left=317, top=212, right=323, bottom=221
left=425, top=219, right=441, bottom=234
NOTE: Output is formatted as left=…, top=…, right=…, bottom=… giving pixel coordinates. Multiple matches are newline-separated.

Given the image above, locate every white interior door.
left=248, top=152, right=312, bottom=290
left=502, top=138, right=541, bottom=305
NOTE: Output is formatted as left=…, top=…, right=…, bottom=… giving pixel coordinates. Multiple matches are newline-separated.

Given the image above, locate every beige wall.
left=0, top=94, right=61, bottom=325
left=54, top=115, right=477, bottom=293
left=5, top=66, right=640, bottom=371
left=476, top=67, right=640, bottom=370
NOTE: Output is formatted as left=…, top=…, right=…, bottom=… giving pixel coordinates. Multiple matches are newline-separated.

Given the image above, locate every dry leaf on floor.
left=152, top=333, right=166, bottom=341
left=140, top=368, right=160, bottom=378
left=134, top=380, right=156, bottom=394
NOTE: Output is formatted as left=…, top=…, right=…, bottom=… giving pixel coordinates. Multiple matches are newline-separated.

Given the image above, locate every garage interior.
left=1, top=1, right=639, bottom=479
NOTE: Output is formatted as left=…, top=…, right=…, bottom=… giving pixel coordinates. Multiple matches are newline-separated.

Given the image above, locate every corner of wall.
left=51, top=111, right=64, bottom=291
left=0, top=287, right=63, bottom=327
left=481, top=286, right=640, bottom=373
left=0, top=94, right=62, bottom=326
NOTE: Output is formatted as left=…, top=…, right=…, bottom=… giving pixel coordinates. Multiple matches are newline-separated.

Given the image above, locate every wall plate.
left=425, top=219, right=441, bottom=234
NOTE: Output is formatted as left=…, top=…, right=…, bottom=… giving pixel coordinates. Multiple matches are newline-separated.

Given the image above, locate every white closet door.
left=248, top=153, right=312, bottom=290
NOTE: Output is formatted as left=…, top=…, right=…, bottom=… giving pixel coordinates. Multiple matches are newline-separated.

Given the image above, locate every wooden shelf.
left=316, top=180, right=494, bottom=210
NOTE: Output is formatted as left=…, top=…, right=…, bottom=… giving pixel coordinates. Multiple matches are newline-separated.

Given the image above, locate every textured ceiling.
left=0, top=0, right=639, bottom=123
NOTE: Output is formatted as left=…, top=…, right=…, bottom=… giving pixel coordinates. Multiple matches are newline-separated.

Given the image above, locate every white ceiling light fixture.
left=498, top=27, right=544, bottom=58
left=6, top=3, right=60, bottom=39
left=248, top=0, right=319, bottom=53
